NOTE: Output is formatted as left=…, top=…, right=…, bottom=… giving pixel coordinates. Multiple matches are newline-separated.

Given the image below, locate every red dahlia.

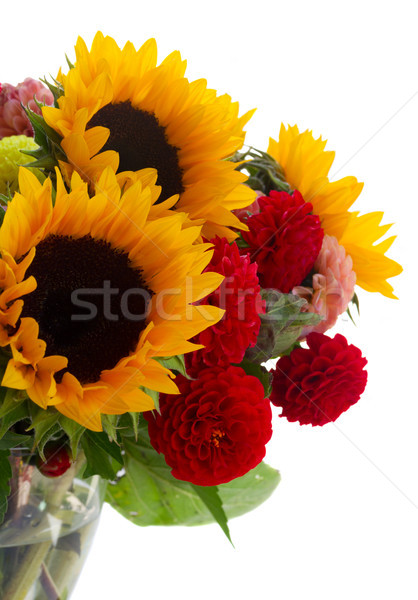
left=271, top=332, right=367, bottom=426
left=144, top=366, right=272, bottom=486
left=241, top=190, right=324, bottom=293
left=186, top=237, right=265, bottom=372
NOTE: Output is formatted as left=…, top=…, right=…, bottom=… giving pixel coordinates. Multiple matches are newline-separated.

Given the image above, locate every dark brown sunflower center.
left=87, top=101, right=184, bottom=203
left=22, top=235, right=152, bottom=384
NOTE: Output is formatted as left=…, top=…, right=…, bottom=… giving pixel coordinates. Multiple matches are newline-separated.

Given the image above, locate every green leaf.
left=81, top=431, right=123, bottom=479
left=245, top=291, right=322, bottom=363
left=0, top=431, right=32, bottom=450
left=106, top=422, right=280, bottom=528
left=0, top=388, right=26, bottom=419
left=0, top=450, right=12, bottom=525
left=0, top=402, right=29, bottom=440
left=191, top=484, right=233, bottom=545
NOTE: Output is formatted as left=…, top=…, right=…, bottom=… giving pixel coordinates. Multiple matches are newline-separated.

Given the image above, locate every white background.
left=1, top=1, right=417, bottom=598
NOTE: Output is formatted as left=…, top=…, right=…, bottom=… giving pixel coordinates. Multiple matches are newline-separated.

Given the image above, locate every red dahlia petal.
left=186, top=237, right=265, bottom=372
left=241, top=190, right=324, bottom=293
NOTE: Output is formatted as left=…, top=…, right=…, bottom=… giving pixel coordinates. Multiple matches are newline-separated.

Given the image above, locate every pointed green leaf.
left=191, top=484, right=233, bottom=545
left=0, top=403, right=29, bottom=440
left=81, top=431, right=123, bottom=479
left=0, top=431, right=32, bottom=450
left=0, top=389, right=26, bottom=419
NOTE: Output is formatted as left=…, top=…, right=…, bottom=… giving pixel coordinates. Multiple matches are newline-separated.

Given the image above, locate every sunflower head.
left=0, top=166, right=224, bottom=431
left=41, top=32, right=256, bottom=241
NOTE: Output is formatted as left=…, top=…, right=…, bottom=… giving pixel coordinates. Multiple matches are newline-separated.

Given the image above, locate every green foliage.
left=245, top=291, right=322, bottom=363
left=81, top=431, right=123, bottom=480
left=231, top=147, right=292, bottom=195
left=0, top=450, right=12, bottom=525
left=238, top=360, right=273, bottom=397
left=0, top=431, right=32, bottom=450
left=106, top=421, right=280, bottom=532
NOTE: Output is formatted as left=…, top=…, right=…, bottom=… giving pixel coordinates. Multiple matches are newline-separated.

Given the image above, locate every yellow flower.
left=0, top=167, right=224, bottom=431
left=268, top=124, right=402, bottom=298
left=42, top=32, right=256, bottom=241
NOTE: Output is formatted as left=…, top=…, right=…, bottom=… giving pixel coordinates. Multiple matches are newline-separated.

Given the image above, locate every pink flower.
left=292, top=235, right=356, bottom=337
left=0, top=78, right=54, bottom=139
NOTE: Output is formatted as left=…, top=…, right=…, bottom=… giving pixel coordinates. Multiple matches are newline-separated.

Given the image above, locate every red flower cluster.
left=242, top=190, right=324, bottom=293
left=271, top=332, right=367, bottom=426
left=145, top=366, right=272, bottom=486
left=186, top=237, right=264, bottom=372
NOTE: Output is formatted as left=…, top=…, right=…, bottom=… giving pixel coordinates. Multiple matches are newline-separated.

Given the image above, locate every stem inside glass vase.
left=0, top=451, right=104, bottom=600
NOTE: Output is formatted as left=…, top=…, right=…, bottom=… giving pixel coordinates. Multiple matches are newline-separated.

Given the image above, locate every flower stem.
left=40, top=562, right=61, bottom=600
left=2, top=541, right=51, bottom=600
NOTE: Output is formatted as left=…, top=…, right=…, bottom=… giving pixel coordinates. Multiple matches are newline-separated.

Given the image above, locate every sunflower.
left=41, top=32, right=255, bottom=241
left=0, top=167, right=224, bottom=431
left=267, top=124, right=402, bottom=298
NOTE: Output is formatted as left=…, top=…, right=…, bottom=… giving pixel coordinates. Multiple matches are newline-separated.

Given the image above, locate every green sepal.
left=346, top=292, right=360, bottom=326
left=245, top=290, right=322, bottom=363
left=22, top=105, right=67, bottom=176
left=0, top=449, right=12, bottom=525
left=141, top=387, right=160, bottom=413
left=65, top=55, right=75, bottom=70
left=101, top=414, right=119, bottom=443
left=59, top=416, right=86, bottom=461
left=231, top=147, right=292, bottom=195
left=117, top=412, right=140, bottom=440
left=41, top=76, right=64, bottom=105
left=158, top=354, right=189, bottom=378
left=27, top=408, right=62, bottom=460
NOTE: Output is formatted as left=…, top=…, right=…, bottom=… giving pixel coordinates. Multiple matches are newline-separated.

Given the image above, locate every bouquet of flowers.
left=0, top=33, right=402, bottom=599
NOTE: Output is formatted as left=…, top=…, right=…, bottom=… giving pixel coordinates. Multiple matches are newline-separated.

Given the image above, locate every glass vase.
left=0, top=451, right=103, bottom=600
